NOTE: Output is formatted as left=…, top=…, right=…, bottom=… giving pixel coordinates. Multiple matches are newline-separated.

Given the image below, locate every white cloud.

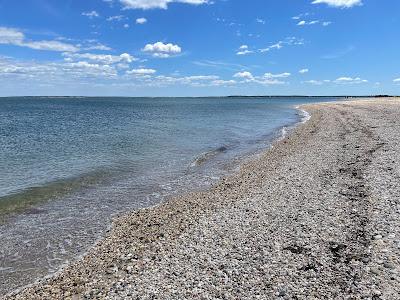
left=136, top=17, right=148, bottom=24
left=305, top=77, right=367, bottom=85
left=0, top=56, right=233, bottom=90
left=62, top=52, right=136, bottom=64
left=0, top=57, right=118, bottom=80
left=142, top=41, right=182, bottom=58
left=0, top=27, right=24, bottom=44
left=299, top=68, right=309, bottom=74
left=193, top=60, right=248, bottom=71
left=236, top=50, right=253, bottom=55
left=264, top=72, right=291, bottom=78
left=233, top=71, right=289, bottom=85
left=124, top=24, right=130, bottom=28
left=256, top=18, right=266, bottom=24
left=297, top=20, right=329, bottom=26
left=236, top=45, right=253, bottom=55
left=233, top=71, right=254, bottom=80
left=260, top=41, right=283, bottom=52
left=185, top=75, right=219, bottom=80
left=23, top=40, right=79, bottom=52
left=0, top=27, right=79, bottom=52
left=335, top=76, right=367, bottom=84
left=393, top=78, right=400, bottom=83
left=259, top=37, right=304, bottom=53
left=292, top=13, right=310, bottom=20
left=311, top=0, right=362, bottom=8
left=82, top=11, right=100, bottom=18
left=66, top=61, right=117, bottom=76
left=210, top=79, right=236, bottom=86
left=127, top=68, right=156, bottom=75
left=107, top=15, right=125, bottom=21
left=119, top=0, right=209, bottom=10
left=304, top=80, right=324, bottom=85
left=129, top=74, right=222, bottom=87
left=84, top=43, right=112, bottom=51
left=259, top=79, right=286, bottom=85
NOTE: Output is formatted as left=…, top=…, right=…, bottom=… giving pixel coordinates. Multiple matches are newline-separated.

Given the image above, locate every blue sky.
left=0, top=0, right=399, bottom=96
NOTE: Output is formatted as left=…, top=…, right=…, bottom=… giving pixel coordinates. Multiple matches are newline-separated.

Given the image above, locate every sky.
left=0, top=0, right=399, bottom=96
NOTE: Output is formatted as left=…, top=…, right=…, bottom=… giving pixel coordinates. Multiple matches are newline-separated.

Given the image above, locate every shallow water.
left=0, top=96, right=340, bottom=295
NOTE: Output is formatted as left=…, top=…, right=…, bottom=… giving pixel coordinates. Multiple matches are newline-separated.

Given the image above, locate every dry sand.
left=5, top=98, right=400, bottom=299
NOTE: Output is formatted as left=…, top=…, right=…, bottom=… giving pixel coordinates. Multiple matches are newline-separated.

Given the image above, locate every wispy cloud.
left=119, top=0, right=210, bottom=10
left=82, top=11, right=100, bottom=18
left=62, top=52, right=137, bottom=64
left=311, top=0, right=362, bottom=8
left=0, top=27, right=79, bottom=52
left=233, top=71, right=290, bottom=85
left=334, top=76, right=367, bottom=84
left=0, top=56, right=228, bottom=89
left=304, top=76, right=367, bottom=85
left=292, top=13, right=310, bottom=20
left=304, top=79, right=326, bottom=85
left=296, top=19, right=331, bottom=27
left=256, top=18, right=266, bottom=24
left=259, top=37, right=304, bottom=53
left=107, top=15, right=125, bottom=21
left=127, top=68, right=156, bottom=75
left=297, top=20, right=327, bottom=26
left=192, top=60, right=249, bottom=71
left=322, top=45, right=355, bottom=59
left=236, top=45, right=253, bottom=56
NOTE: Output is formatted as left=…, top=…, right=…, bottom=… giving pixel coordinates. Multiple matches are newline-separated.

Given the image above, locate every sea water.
left=0, top=96, right=339, bottom=294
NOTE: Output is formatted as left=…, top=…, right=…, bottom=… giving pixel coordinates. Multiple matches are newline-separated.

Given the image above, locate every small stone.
left=384, top=262, right=395, bottom=269
left=373, top=290, right=382, bottom=296
left=361, top=257, right=370, bottom=263
left=370, top=267, right=380, bottom=275
left=106, top=266, right=118, bottom=274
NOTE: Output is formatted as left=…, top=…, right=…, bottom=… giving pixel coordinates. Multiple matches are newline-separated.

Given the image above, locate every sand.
left=5, top=98, right=400, bottom=299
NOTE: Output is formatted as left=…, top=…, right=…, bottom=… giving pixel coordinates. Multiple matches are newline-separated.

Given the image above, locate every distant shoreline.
left=0, top=95, right=397, bottom=99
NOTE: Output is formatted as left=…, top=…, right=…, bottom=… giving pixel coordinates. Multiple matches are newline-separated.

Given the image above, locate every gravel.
left=5, top=98, right=400, bottom=299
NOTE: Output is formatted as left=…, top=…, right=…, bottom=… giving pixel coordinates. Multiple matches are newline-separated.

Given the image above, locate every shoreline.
left=1, top=101, right=306, bottom=296
left=5, top=98, right=400, bottom=299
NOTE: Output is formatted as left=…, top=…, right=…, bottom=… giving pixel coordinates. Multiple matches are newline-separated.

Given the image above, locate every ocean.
left=0, top=96, right=339, bottom=294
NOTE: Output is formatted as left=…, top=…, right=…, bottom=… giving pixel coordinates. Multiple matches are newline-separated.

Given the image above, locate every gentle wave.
left=0, top=169, right=111, bottom=223
left=191, top=146, right=229, bottom=167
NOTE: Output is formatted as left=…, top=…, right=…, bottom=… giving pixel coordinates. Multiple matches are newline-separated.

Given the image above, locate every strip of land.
left=6, top=98, right=400, bottom=299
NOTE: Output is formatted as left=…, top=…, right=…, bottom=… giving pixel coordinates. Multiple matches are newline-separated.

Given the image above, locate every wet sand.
left=5, top=98, right=400, bottom=299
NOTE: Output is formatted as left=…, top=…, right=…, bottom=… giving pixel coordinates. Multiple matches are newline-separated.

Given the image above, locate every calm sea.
left=0, top=96, right=340, bottom=294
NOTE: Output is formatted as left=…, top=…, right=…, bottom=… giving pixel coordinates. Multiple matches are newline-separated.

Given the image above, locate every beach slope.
left=7, top=99, right=400, bottom=299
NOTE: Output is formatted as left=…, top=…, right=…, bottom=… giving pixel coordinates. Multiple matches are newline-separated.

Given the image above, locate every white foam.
left=295, top=105, right=311, bottom=123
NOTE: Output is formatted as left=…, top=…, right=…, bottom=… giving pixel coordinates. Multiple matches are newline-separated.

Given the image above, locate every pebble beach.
left=5, top=98, right=400, bottom=299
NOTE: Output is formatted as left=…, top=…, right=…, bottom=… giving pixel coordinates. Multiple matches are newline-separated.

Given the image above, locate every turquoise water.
left=0, top=96, right=339, bottom=294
